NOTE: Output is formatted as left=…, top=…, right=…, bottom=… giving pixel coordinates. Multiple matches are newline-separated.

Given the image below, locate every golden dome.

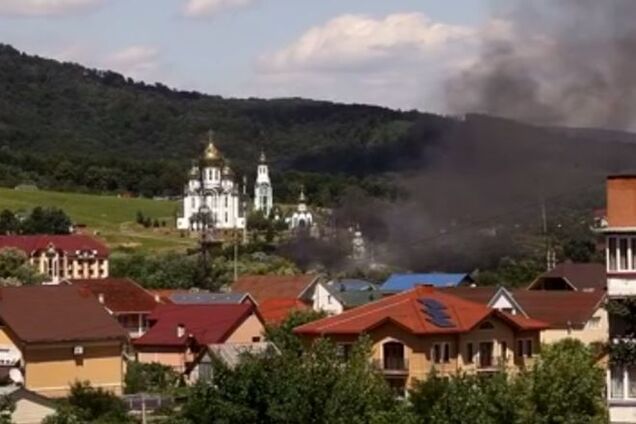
left=204, top=142, right=221, bottom=161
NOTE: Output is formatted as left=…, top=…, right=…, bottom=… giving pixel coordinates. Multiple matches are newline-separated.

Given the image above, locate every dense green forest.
left=0, top=43, right=450, bottom=201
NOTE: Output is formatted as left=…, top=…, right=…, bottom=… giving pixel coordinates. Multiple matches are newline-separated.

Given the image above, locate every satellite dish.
left=9, top=368, right=23, bottom=385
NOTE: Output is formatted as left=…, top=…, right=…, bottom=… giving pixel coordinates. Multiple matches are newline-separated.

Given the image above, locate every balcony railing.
left=373, top=358, right=409, bottom=375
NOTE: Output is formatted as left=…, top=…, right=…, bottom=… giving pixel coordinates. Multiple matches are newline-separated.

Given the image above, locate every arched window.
left=479, top=321, right=495, bottom=330
left=383, top=341, right=406, bottom=370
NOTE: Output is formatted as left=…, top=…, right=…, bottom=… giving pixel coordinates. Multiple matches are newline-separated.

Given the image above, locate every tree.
left=43, top=381, right=134, bottom=424
left=125, top=362, right=181, bottom=394
left=0, top=247, right=45, bottom=285
left=0, top=395, right=15, bottom=424
left=523, top=339, right=607, bottom=424
left=20, top=207, right=71, bottom=235
left=176, top=337, right=400, bottom=424
left=0, top=210, right=18, bottom=235
left=264, top=309, right=326, bottom=355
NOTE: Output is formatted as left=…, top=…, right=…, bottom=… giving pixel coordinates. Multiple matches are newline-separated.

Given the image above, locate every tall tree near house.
left=0, top=248, right=46, bottom=285
left=523, top=339, right=606, bottom=424
left=0, top=210, right=19, bottom=235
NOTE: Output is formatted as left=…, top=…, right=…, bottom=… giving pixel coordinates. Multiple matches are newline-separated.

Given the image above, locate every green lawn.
left=0, top=187, right=195, bottom=252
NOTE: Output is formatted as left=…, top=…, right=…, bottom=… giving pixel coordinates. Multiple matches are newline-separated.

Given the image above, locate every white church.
left=176, top=135, right=274, bottom=231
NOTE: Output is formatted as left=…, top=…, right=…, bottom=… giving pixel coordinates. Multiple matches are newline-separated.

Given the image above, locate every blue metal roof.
left=380, top=273, right=471, bottom=291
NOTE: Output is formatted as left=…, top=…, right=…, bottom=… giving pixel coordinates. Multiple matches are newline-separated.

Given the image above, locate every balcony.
left=608, top=276, right=636, bottom=297
left=373, top=357, right=409, bottom=376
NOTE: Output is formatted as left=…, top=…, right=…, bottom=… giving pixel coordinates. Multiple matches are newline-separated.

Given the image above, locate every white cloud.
left=0, top=0, right=102, bottom=16
left=183, top=0, right=257, bottom=17
left=103, top=45, right=160, bottom=79
left=252, top=13, right=476, bottom=111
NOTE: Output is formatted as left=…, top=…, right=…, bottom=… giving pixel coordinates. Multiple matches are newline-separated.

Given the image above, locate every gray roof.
left=324, top=280, right=382, bottom=308
left=203, top=342, right=278, bottom=368
left=170, top=292, right=250, bottom=305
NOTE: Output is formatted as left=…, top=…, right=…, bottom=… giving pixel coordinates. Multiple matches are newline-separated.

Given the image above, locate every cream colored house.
left=295, top=286, right=547, bottom=394
left=444, top=286, right=608, bottom=346
left=0, top=235, right=110, bottom=284
left=0, top=285, right=126, bottom=398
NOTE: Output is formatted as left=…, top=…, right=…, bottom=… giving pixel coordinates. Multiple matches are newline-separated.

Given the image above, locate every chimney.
left=97, top=293, right=105, bottom=304
left=154, top=293, right=160, bottom=303
left=177, top=323, right=186, bottom=338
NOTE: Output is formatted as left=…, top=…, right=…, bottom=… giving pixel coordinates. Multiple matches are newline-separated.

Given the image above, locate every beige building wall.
left=225, top=313, right=265, bottom=343
left=312, top=316, right=542, bottom=389
left=137, top=349, right=190, bottom=372
left=540, top=307, right=608, bottom=345
left=23, top=342, right=123, bottom=398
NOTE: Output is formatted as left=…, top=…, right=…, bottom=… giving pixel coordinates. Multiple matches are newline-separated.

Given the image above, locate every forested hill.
left=0, top=43, right=452, bottom=200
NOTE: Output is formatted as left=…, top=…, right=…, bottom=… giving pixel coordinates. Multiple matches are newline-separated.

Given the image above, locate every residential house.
left=186, top=342, right=278, bottom=384
left=0, top=235, right=109, bottom=284
left=232, top=274, right=322, bottom=324
left=380, top=273, right=474, bottom=293
left=601, top=175, right=636, bottom=422
left=231, top=274, right=321, bottom=304
left=133, top=304, right=265, bottom=373
left=527, top=262, right=606, bottom=292
left=0, top=285, right=127, bottom=397
left=0, top=385, right=55, bottom=424
left=444, top=286, right=608, bottom=345
left=313, top=279, right=383, bottom=315
left=294, top=285, right=546, bottom=394
left=69, top=278, right=159, bottom=339
left=259, top=298, right=309, bottom=325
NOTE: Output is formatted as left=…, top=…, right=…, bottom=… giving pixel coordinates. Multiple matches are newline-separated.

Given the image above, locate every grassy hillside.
left=0, top=187, right=193, bottom=251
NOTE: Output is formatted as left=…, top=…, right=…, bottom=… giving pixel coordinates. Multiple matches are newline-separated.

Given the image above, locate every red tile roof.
left=511, top=289, right=605, bottom=329
left=258, top=298, right=309, bottom=325
left=528, top=262, right=606, bottom=291
left=69, top=278, right=158, bottom=314
left=0, top=285, right=126, bottom=344
left=294, top=286, right=547, bottom=336
left=0, top=235, right=109, bottom=257
left=231, top=274, right=319, bottom=303
left=133, top=304, right=259, bottom=348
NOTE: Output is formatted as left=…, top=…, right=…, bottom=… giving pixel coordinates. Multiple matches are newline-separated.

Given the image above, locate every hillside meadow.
left=0, top=187, right=194, bottom=251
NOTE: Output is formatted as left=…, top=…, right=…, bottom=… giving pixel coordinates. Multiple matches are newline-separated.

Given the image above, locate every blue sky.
left=0, top=0, right=493, bottom=111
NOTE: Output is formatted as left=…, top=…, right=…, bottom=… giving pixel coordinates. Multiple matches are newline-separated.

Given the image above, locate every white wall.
left=313, top=283, right=343, bottom=315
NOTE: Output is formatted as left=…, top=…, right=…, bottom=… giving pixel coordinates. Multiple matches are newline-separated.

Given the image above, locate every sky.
left=0, top=0, right=493, bottom=112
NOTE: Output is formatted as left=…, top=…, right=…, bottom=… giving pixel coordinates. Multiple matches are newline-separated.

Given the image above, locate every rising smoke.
left=446, top=0, right=636, bottom=130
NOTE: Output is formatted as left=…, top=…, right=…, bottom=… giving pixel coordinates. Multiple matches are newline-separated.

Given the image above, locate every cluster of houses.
left=1, top=174, right=636, bottom=423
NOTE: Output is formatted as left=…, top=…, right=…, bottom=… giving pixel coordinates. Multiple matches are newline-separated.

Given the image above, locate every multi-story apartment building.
left=604, top=175, right=636, bottom=423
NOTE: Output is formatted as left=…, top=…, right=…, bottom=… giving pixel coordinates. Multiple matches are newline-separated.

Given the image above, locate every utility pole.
left=541, top=199, right=555, bottom=271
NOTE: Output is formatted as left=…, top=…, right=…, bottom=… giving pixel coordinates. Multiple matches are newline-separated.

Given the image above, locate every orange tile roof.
left=258, top=298, right=309, bottom=325
left=294, top=286, right=547, bottom=336
left=231, top=274, right=319, bottom=303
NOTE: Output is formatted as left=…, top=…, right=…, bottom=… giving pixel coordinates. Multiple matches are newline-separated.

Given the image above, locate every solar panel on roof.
left=418, top=297, right=456, bottom=328
left=418, top=298, right=447, bottom=310
left=426, top=317, right=455, bottom=328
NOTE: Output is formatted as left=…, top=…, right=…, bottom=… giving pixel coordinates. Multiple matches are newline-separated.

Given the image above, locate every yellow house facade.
left=0, top=285, right=127, bottom=398
left=295, top=286, right=546, bottom=393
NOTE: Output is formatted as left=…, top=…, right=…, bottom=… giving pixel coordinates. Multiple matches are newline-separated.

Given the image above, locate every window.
left=609, top=237, right=617, bottom=271
left=525, top=339, right=533, bottom=357
left=479, top=321, right=495, bottom=330
left=587, top=316, right=601, bottom=329
left=384, top=342, right=406, bottom=370
left=620, top=238, right=629, bottom=270
left=629, top=367, right=636, bottom=398
left=478, top=342, right=494, bottom=368
left=501, top=341, right=508, bottom=362
left=612, top=366, right=625, bottom=399
left=466, top=343, right=474, bottom=364
left=327, top=295, right=332, bottom=305
left=251, top=336, right=261, bottom=343
left=517, top=339, right=533, bottom=358
left=432, top=342, right=450, bottom=364
left=337, top=344, right=353, bottom=362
